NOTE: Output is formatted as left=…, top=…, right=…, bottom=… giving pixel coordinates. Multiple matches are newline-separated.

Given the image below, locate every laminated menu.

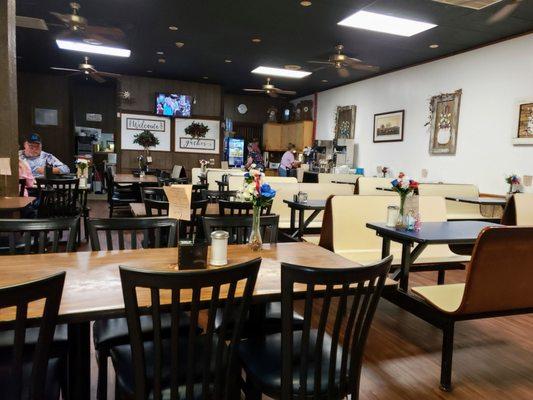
left=163, top=184, right=192, bottom=221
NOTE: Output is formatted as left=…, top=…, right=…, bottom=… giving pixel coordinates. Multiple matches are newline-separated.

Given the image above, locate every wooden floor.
left=84, top=200, right=533, bottom=399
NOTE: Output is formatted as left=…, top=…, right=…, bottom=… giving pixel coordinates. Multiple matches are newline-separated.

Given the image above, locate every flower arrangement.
left=133, top=130, right=160, bottom=149
left=242, top=167, right=276, bottom=251
left=185, top=122, right=209, bottom=139
left=75, top=159, right=89, bottom=178
left=506, top=174, right=521, bottom=194
left=243, top=168, right=276, bottom=208
left=199, top=159, right=209, bottom=174
left=391, top=173, right=419, bottom=228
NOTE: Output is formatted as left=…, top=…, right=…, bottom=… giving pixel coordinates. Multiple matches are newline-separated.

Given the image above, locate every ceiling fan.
left=307, top=44, right=379, bottom=78
left=50, top=56, right=121, bottom=83
left=50, top=1, right=125, bottom=42
left=243, top=78, right=297, bottom=97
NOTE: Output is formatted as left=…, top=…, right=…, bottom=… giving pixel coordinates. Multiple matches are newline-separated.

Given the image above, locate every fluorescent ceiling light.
left=56, top=39, right=131, bottom=57
left=251, top=66, right=311, bottom=79
left=338, top=10, right=436, bottom=37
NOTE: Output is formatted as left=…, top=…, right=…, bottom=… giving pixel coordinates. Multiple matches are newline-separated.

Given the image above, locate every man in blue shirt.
left=19, top=133, right=70, bottom=178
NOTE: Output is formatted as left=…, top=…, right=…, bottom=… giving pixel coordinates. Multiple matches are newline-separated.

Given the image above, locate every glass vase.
left=248, top=206, right=262, bottom=251
left=395, top=194, right=407, bottom=230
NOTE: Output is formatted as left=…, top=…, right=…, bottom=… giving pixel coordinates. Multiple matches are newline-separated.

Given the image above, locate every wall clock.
left=237, top=104, right=248, bottom=114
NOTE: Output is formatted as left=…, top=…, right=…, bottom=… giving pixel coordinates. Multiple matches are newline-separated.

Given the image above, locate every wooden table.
left=445, top=196, right=507, bottom=206
left=284, top=199, right=327, bottom=239
left=114, top=174, right=158, bottom=184
left=0, top=243, right=397, bottom=398
left=0, top=196, right=35, bottom=216
left=366, top=221, right=501, bottom=291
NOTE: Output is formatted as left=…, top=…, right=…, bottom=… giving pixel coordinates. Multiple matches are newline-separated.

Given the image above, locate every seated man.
left=19, top=133, right=70, bottom=178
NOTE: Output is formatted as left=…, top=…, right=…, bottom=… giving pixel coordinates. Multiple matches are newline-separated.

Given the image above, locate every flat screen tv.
left=155, top=93, right=192, bottom=117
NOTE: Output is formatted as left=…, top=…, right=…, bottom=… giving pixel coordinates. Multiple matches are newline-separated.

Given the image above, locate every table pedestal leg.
left=381, top=238, right=391, bottom=258
left=67, top=322, right=91, bottom=400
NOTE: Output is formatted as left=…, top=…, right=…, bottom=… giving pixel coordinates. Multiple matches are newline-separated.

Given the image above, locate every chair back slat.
left=0, top=272, right=65, bottom=400
left=88, top=217, right=178, bottom=251
left=119, top=258, right=260, bottom=400
left=280, top=256, right=392, bottom=400
left=202, top=215, right=279, bottom=245
left=36, top=178, right=80, bottom=218
left=0, top=218, right=79, bottom=255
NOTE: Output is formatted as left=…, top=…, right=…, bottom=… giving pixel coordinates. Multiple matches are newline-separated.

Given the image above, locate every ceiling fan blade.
left=50, top=67, right=79, bottom=72
left=97, top=71, right=122, bottom=78
left=311, top=66, right=328, bottom=72
left=85, top=25, right=125, bottom=39
left=307, top=60, right=334, bottom=65
left=89, top=72, right=106, bottom=83
left=487, top=1, right=521, bottom=24
left=338, top=67, right=350, bottom=78
left=268, top=91, right=279, bottom=98
left=243, top=88, right=265, bottom=92
left=49, top=11, right=71, bottom=25
left=347, top=56, right=363, bottom=63
left=274, top=88, right=297, bottom=95
left=345, top=60, right=380, bottom=72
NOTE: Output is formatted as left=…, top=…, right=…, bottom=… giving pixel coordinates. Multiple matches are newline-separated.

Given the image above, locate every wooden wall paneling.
left=0, top=0, right=20, bottom=194
left=116, top=75, right=224, bottom=175
left=223, top=93, right=288, bottom=124
left=17, top=72, right=72, bottom=169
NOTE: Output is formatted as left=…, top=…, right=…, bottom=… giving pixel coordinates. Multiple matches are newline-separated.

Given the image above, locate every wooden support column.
left=0, top=0, right=19, bottom=195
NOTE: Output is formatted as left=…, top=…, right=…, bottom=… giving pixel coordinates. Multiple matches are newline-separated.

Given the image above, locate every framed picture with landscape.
left=373, top=110, right=404, bottom=143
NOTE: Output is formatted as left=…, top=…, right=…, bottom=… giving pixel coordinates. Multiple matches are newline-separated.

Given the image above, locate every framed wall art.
left=513, top=103, right=533, bottom=145
left=34, top=108, right=59, bottom=126
left=373, top=110, right=404, bottom=143
left=175, top=118, right=220, bottom=154
left=120, top=113, right=171, bottom=151
left=335, top=105, right=356, bottom=139
left=427, top=90, right=462, bottom=155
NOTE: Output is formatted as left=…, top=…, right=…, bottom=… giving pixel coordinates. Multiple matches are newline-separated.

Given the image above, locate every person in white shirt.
left=278, top=143, right=299, bottom=177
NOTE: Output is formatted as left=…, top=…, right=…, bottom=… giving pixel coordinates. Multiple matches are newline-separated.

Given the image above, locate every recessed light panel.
left=338, top=10, right=436, bottom=37
left=56, top=39, right=131, bottom=57
left=252, top=66, right=311, bottom=79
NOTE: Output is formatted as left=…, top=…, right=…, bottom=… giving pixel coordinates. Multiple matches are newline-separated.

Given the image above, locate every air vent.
left=16, top=16, right=48, bottom=30
left=432, top=0, right=503, bottom=10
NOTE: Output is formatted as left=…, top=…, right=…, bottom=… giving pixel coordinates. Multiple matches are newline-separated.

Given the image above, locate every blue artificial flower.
left=260, top=183, right=276, bottom=199
left=391, top=179, right=398, bottom=187
left=244, top=172, right=250, bottom=178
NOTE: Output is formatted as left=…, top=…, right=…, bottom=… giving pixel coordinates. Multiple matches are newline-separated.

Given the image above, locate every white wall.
left=305, top=33, right=533, bottom=194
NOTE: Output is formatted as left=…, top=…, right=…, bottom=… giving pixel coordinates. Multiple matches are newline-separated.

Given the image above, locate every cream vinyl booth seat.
left=417, top=183, right=489, bottom=220
left=318, top=173, right=361, bottom=184
left=319, top=195, right=470, bottom=266
left=513, top=193, right=533, bottom=225
left=356, top=177, right=396, bottom=195
left=265, top=182, right=354, bottom=229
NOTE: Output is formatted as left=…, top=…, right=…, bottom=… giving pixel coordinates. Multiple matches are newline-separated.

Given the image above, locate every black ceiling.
left=15, top=0, right=533, bottom=97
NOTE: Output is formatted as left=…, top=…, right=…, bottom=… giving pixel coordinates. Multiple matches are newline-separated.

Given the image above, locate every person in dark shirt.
left=245, top=140, right=265, bottom=171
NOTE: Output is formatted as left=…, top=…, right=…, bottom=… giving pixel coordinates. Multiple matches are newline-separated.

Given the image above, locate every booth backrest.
left=263, top=176, right=299, bottom=184
left=456, top=226, right=533, bottom=314
left=318, top=173, right=361, bottom=184
left=418, top=183, right=481, bottom=218
left=268, top=182, right=301, bottom=225
left=320, top=195, right=446, bottom=253
left=356, top=177, right=396, bottom=195
left=299, top=182, right=355, bottom=199
left=513, top=193, right=533, bottom=225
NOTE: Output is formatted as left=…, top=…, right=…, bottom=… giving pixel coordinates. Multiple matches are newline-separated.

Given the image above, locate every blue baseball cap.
left=25, top=133, right=42, bottom=144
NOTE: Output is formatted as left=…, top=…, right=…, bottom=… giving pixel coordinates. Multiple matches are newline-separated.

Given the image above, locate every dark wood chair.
left=113, top=258, right=260, bottom=399
left=202, top=190, right=238, bottom=203
left=36, top=178, right=80, bottom=219
left=104, top=167, right=140, bottom=217
left=192, top=184, right=208, bottom=201
left=88, top=217, right=184, bottom=400
left=144, top=199, right=169, bottom=217
left=238, top=255, right=393, bottom=400
left=218, top=199, right=272, bottom=216
left=0, top=272, right=66, bottom=400
left=140, top=187, right=167, bottom=203
left=180, top=199, right=209, bottom=240
left=18, top=178, right=27, bottom=197
left=0, top=217, right=79, bottom=254
left=201, top=215, right=279, bottom=244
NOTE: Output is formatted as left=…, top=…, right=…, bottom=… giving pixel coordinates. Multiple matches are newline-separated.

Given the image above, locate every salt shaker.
left=210, top=230, right=229, bottom=266
left=386, top=206, right=399, bottom=227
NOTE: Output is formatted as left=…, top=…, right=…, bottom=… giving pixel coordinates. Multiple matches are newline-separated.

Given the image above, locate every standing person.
left=19, top=133, right=70, bottom=178
left=279, top=143, right=299, bottom=177
left=245, top=140, right=265, bottom=171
